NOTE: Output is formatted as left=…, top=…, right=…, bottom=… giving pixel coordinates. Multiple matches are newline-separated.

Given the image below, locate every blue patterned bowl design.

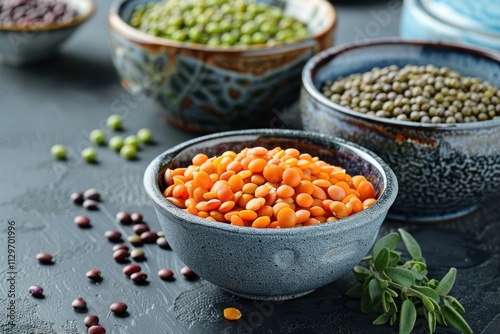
left=144, top=129, right=397, bottom=300
left=400, top=0, right=500, bottom=52
left=109, top=0, right=336, bottom=133
left=0, top=0, right=95, bottom=65
left=301, top=39, right=500, bottom=222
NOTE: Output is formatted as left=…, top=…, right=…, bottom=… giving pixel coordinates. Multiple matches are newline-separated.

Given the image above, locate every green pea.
left=251, top=32, right=267, bottom=45
left=81, top=148, right=97, bottom=163
left=51, top=144, right=67, bottom=160
left=241, top=21, right=257, bottom=35
left=124, top=135, right=140, bottom=148
left=137, top=128, right=153, bottom=143
left=109, top=136, right=124, bottom=152
left=238, top=34, right=252, bottom=45
left=205, top=22, right=220, bottom=34
left=260, top=22, right=277, bottom=35
left=221, top=32, right=238, bottom=45
left=120, top=145, right=137, bottom=160
left=107, top=114, right=122, bottom=131
left=207, top=36, right=221, bottom=46
left=90, top=129, right=106, bottom=145
left=188, top=26, right=203, bottom=42
left=171, top=30, right=188, bottom=41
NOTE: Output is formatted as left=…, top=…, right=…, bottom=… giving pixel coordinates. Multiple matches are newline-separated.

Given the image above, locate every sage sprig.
left=347, top=228, right=472, bottom=334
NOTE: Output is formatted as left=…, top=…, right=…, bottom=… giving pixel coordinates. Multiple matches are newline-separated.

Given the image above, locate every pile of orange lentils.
left=163, top=147, right=377, bottom=228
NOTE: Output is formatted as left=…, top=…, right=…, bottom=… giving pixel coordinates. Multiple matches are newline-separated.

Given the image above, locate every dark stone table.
left=1, top=1, right=499, bottom=333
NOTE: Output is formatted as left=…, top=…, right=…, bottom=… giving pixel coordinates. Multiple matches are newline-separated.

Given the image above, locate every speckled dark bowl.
left=109, top=0, right=336, bottom=133
left=301, top=39, right=500, bottom=222
left=144, top=129, right=397, bottom=300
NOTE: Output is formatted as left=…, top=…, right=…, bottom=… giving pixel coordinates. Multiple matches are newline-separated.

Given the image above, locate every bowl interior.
left=117, top=0, right=335, bottom=39
left=312, top=41, right=500, bottom=92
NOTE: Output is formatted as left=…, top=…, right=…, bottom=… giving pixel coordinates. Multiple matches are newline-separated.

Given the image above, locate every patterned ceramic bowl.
left=0, top=0, right=95, bottom=65
left=301, top=39, right=500, bottom=222
left=109, top=0, right=336, bottom=133
left=144, top=129, right=398, bottom=300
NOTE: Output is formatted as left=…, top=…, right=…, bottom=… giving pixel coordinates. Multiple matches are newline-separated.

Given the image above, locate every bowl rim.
left=0, top=0, right=96, bottom=32
left=108, top=0, right=337, bottom=54
left=302, top=37, right=500, bottom=131
left=144, top=129, right=398, bottom=236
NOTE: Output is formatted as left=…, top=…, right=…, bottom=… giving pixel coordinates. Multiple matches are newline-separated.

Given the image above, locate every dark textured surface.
left=1, top=0, right=499, bottom=333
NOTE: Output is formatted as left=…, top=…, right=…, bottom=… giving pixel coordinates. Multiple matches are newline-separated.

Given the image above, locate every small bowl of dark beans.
left=301, top=39, right=500, bottom=221
left=0, top=0, right=95, bottom=65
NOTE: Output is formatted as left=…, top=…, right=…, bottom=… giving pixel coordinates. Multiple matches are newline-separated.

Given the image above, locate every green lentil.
left=120, top=144, right=137, bottom=160
left=90, top=130, right=106, bottom=145
left=137, top=128, right=153, bottom=144
left=129, top=0, right=308, bottom=46
left=51, top=144, right=67, bottom=160
left=124, top=135, right=140, bottom=148
left=81, top=148, right=98, bottom=163
left=109, top=136, right=124, bottom=152
left=321, top=64, right=500, bottom=124
left=107, top=114, right=123, bottom=131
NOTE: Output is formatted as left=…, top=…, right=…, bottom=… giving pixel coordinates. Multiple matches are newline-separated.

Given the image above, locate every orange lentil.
left=252, top=216, right=271, bottom=228
left=210, top=211, right=225, bottom=222
left=217, top=185, right=234, bottom=202
left=171, top=168, right=187, bottom=176
left=246, top=197, right=266, bottom=211
left=237, top=169, right=252, bottom=179
left=285, top=148, right=300, bottom=157
left=312, top=179, right=331, bottom=188
left=268, top=221, right=280, bottom=228
left=282, top=168, right=301, bottom=187
left=357, top=180, right=376, bottom=201
left=186, top=204, right=198, bottom=216
left=311, top=185, right=327, bottom=200
left=255, top=185, right=271, bottom=198
left=326, top=216, right=338, bottom=222
left=242, top=183, right=258, bottom=194
left=163, top=184, right=174, bottom=197
left=327, top=185, right=346, bottom=201
left=251, top=174, right=266, bottom=186
left=218, top=201, right=236, bottom=213
left=303, top=218, right=320, bottom=226
left=167, top=197, right=185, bottom=208
left=296, top=193, right=314, bottom=208
left=250, top=147, right=268, bottom=156
left=264, top=189, right=277, bottom=206
left=248, top=158, right=267, bottom=173
left=276, top=184, right=295, bottom=198
left=309, top=206, right=325, bottom=217
left=230, top=215, right=245, bottom=226
left=194, top=171, right=213, bottom=191
left=351, top=175, right=367, bottom=189
left=228, top=175, right=244, bottom=192
left=197, top=211, right=209, bottom=218
left=164, top=169, right=173, bottom=185
left=239, top=210, right=258, bottom=221
left=295, top=180, right=314, bottom=195
left=238, top=194, right=254, bottom=208
left=277, top=207, right=297, bottom=228
left=257, top=205, right=273, bottom=218
left=330, top=201, right=349, bottom=218
left=350, top=197, right=364, bottom=214
left=342, top=194, right=357, bottom=205
left=192, top=153, right=209, bottom=166
left=296, top=159, right=310, bottom=170
left=226, top=161, right=242, bottom=173
left=263, top=164, right=283, bottom=183
left=203, top=191, right=218, bottom=200
left=335, top=181, right=352, bottom=195
left=363, top=198, right=377, bottom=209
left=296, top=209, right=310, bottom=223
left=272, top=202, right=290, bottom=217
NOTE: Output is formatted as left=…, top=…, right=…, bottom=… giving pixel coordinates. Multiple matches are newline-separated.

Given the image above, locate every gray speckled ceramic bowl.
left=109, top=0, right=336, bottom=133
left=144, top=129, right=397, bottom=300
left=301, top=39, right=500, bottom=222
left=0, top=0, right=95, bottom=65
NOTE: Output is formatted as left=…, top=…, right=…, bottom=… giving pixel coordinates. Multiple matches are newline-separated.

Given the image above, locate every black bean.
left=140, top=231, right=158, bottom=243
left=113, top=249, right=129, bottom=262
left=110, top=302, right=128, bottom=314
left=70, top=192, right=84, bottom=205
left=86, top=269, right=101, bottom=281
left=72, top=297, right=87, bottom=311
left=130, top=212, right=143, bottom=223
left=83, top=188, right=100, bottom=201
left=29, top=285, right=44, bottom=296
left=104, top=230, right=122, bottom=242
left=112, top=244, right=129, bottom=252
left=180, top=266, right=197, bottom=280
left=133, top=223, right=149, bottom=235
left=83, top=199, right=99, bottom=211
left=88, top=325, right=106, bottom=334
left=36, top=252, right=53, bottom=264
left=156, top=237, right=170, bottom=250
left=116, top=211, right=132, bottom=224
left=84, top=315, right=99, bottom=328
left=130, top=272, right=148, bottom=283
left=158, top=268, right=174, bottom=280
left=74, top=215, right=91, bottom=228
left=123, top=264, right=141, bottom=277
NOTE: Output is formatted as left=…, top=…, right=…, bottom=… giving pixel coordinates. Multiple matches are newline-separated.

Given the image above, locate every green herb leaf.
left=374, top=248, right=390, bottom=272
left=436, top=310, right=447, bottom=326
left=422, top=296, right=435, bottom=312
left=372, top=232, right=400, bottom=259
left=398, top=228, right=422, bottom=260
left=399, top=300, right=417, bottom=334
left=388, top=250, right=401, bottom=267
left=390, top=313, right=397, bottom=326
left=412, top=285, right=441, bottom=304
left=442, top=305, right=473, bottom=334
left=427, top=310, right=437, bottom=334
left=353, top=265, right=371, bottom=282
left=368, top=279, right=383, bottom=310
left=373, top=312, right=392, bottom=325
left=384, top=267, right=416, bottom=287
left=346, top=284, right=363, bottom=298
left=435, top=268, right=457, bottom=296
left=446, top=296, right=466, bottom=314
left=361, top=285, right=374, bottom=313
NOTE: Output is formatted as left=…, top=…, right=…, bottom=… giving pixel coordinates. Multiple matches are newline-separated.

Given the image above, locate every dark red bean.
left=158, top=268, right=174, bottom=280
left=180, top=266, right=197, bottom=280
left=133, top=223, right=149, bottom=235
left=116, top=211, right=132, bottom=224
left=84, top=315, right=99, bottom=328
left=131, top=212, right=143, bottom=223
left=74, top=215, right=91, bottom=228
left=88, top=325, right=106, bottom=334
left=123, top=264, right=141, bottom=277
left=36, top=252, right=53, bottom=264
left=83, top=199, right=99, bottom=210
left=113, top=249, right=129, bottom=262
left=29, top=285, right=43, bottom=296
left=140, top=231, right=158, bottom=243
left=110, top=302, right=127, bottom=314
left=72, top=297, right=87, bottom=311
left=71, top=192, right=84, bottom=205
left=156, top=237, right=171, bottom=250
left=104, top=230, right=122, bottom=242
left=86, top=269, right=101, bottom=281
left=112, top=244, right=129, bottom=252
left=130, top=272, right=148, bottom=283
left=83, top=189, right=100, bottom=201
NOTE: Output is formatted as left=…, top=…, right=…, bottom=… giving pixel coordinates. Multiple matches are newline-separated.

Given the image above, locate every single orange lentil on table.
left=224, top=307, right=242, bottom=320
left=163, top=146, right=378, bottom=228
